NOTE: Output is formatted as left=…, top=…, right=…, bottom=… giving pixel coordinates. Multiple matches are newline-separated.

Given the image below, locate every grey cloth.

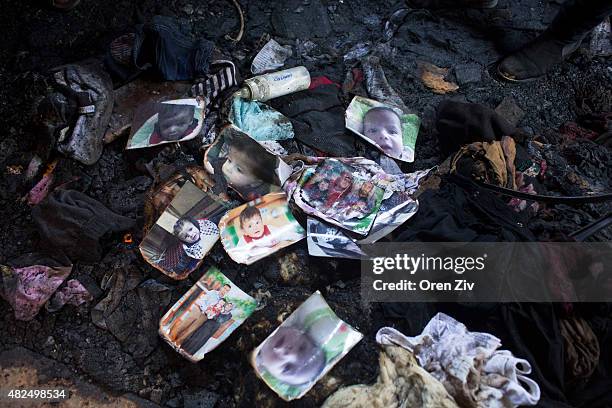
left=50, top=60, right=114, bottom=165
left=32, top=190, right=135, bottom=263
left=270, top=84, right=359, bottom=156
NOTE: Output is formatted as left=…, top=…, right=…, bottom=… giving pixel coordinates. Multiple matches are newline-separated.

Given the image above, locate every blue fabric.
left=106, top=15, right=214, bottom=81
left=230, top=97, right=294, bottom=142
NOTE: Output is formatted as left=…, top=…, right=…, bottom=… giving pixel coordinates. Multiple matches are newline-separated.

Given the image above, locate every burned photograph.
left=140, top=181, right=228, bottom=279
left=294, top=158, right=386, bottom=235
left=251, top=291, right=363, bottom=401
left=345, top=96, right=420, bottom=162
left=204, top=125, right=293, bottom=200
left=160, top=266, right=257, bottom=362
left=219, top=192, right=305, bottom=265
left=126, top=98, right=205, bottom=149
left=306, top=218, right=366, bottom=259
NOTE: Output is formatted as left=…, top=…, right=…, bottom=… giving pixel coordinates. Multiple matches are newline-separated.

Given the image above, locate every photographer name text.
left=372, top=279, right=475, bottom=292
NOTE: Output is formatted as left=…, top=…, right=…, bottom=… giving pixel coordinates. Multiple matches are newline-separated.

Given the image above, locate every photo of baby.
left=345, top=96, right=420, bottom=162
left=251, top=291, right=363, bottom=401
left=126, top=98, right=205, bottom=149
left=204, top=125, right=293, bottom=201
left=140, top=181, right=228, bottom=280
left=295, top=159, right=385, bottom=235
left=219, top=192, right=305, bottom=265
left=159, top=266, right=257, bottom=362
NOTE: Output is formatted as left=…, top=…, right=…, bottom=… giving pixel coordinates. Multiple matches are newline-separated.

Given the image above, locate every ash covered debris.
left=0, top=0, right=611, bottom=407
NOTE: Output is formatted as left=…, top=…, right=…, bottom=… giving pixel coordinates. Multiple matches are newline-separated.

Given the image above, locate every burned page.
left=126, top=98, right=205, bottom=149
left=219, top=192, right=305, bottom=265
left=139, top=181, right=228, bottom=280
left=159, top=266, right=257, bottom=362
left=251, top=291, right=362, bottom=401
left=203, top=125, right=293, bottom=201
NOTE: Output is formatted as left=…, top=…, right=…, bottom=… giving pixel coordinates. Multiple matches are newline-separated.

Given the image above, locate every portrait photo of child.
left=295, top=158, right=386, bottom=235
left=345, top=96, right=420, bottom=162
left=204, top=125, right=293, bottom=201
left=126, top=98, right=205, bottom=149
left=140, top=181, right=228, bottom=280
left=159, top=266, right=257, bottom=362
left=219, top=192, right=305, bottom=265
left=251, top=291, right=363, bottom=401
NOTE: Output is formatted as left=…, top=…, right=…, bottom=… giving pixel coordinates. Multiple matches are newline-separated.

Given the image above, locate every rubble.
left=1, top=0, right=611, bottom=407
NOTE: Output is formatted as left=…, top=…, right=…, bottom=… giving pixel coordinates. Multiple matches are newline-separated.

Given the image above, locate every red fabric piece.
left=559, top=122, right=599, bottom=141
left=309, top=76, right=341, bottom=90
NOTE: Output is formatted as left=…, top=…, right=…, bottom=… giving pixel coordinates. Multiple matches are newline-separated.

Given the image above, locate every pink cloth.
left=1, top=263, right=72, bottom=321
left=47, top=279, right=93, bottom=312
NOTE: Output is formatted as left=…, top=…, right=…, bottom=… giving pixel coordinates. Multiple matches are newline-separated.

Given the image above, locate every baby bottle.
left=239, top=66, right=311, bottom=102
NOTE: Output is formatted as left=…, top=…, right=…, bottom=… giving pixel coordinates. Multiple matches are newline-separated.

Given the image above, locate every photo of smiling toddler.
left=219, top=192, right=305, bottom=265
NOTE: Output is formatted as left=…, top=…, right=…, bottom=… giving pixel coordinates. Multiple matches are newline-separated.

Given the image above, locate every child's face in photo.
left=243, top=214, right=264, bottom=238
left=336, top=172, right=352, bottom=190
left=175, top=221, right=200, bottom=244
left=158, top=108, right=193, bottom=141
left=359, top=182, right=374, bottom=198
left=222, top=147, right=260, bottom=188
left=363, top=109, right=403, bottom=156
left=224, top=303, right=234, bottom=313
left=258, top=327, right=324, bottom=386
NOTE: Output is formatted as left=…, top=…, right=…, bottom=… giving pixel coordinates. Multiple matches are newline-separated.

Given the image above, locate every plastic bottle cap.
left=239, top=87, right=252, bottom=100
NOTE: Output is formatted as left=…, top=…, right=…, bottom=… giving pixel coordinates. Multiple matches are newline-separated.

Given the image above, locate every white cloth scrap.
left=376, top=313, right=540, bottom=408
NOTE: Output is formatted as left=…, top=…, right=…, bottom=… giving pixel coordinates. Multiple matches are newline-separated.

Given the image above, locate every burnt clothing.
left=436, top=101, right=524, bottom=155
left=32, top=190, right=135, bottom=263
left=388, top=171, right=611, bottom=407
left=451, top=136, right=517, bottom=189
left=269, top=84, right=359, bottom=157
left=1, top=253, right=72, bottom=321
left=394, top=175, right=535, bottom=242
left=105, top=15, right=214, bottom=82
left=548, top=0, right=612, bottom=45
left=322, top=345, right=460, bottom=408
left=382, top=303, right=612, bottom=408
